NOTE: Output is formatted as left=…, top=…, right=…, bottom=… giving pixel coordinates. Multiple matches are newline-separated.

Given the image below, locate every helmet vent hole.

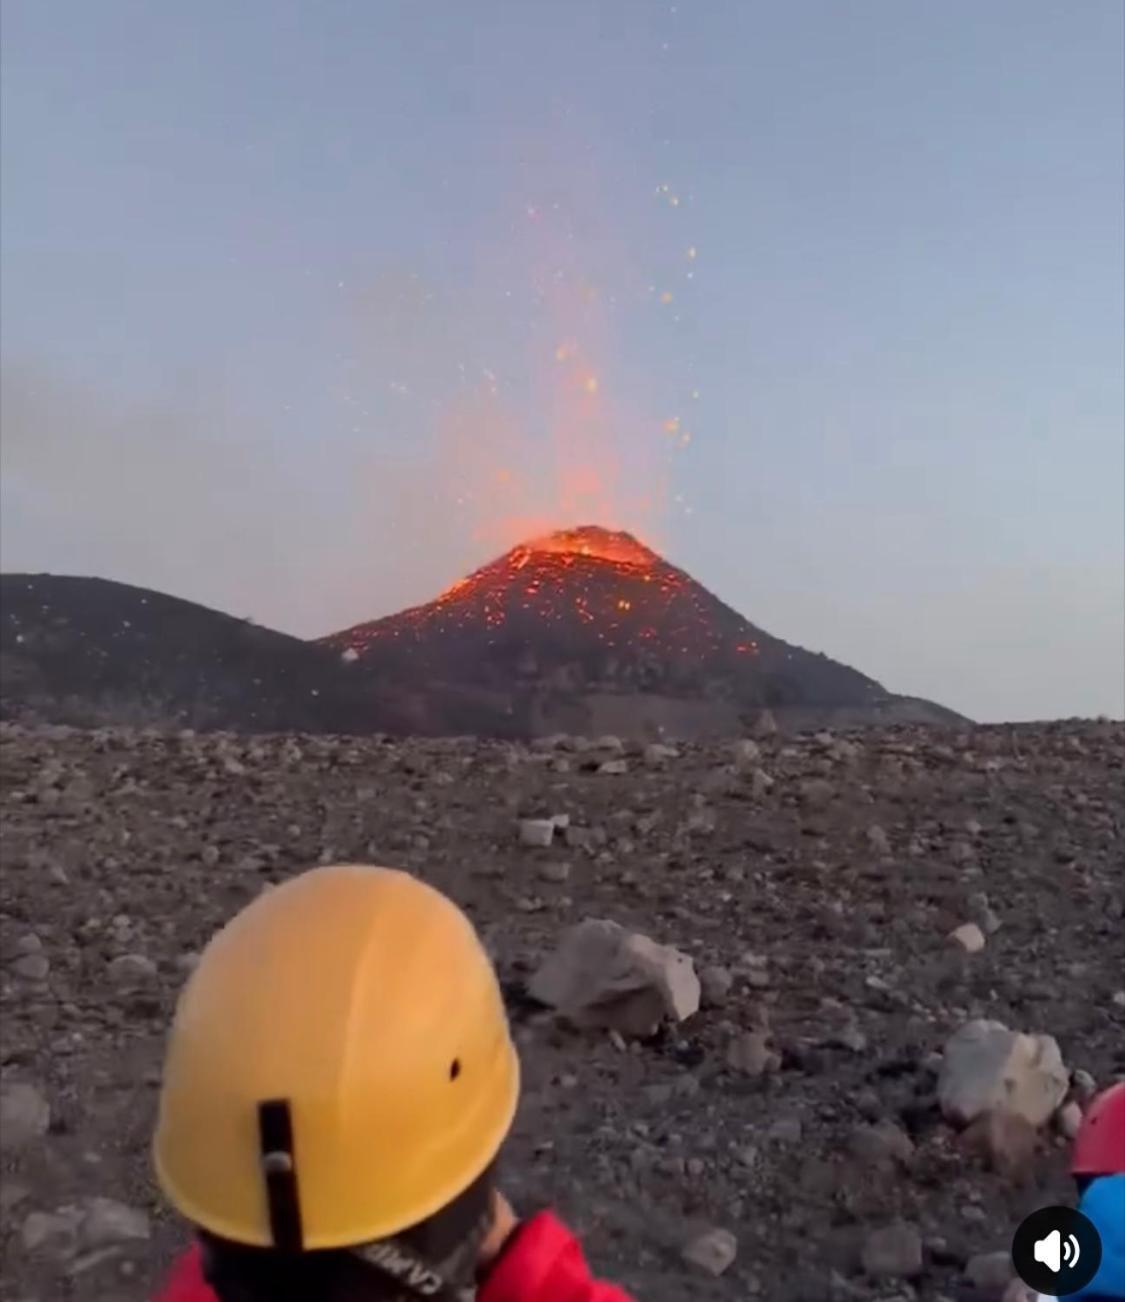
left=450, top=1058, right=462, bottom=1081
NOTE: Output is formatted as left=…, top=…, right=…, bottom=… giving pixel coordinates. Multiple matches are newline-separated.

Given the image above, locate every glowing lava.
left=522, top=526, right=659, bottom=568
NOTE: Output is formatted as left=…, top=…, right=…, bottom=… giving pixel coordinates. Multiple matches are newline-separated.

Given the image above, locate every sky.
left=1, top=0, right=1122, bottom=723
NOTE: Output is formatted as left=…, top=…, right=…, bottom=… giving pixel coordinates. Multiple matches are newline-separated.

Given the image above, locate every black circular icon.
left=1012, top=1205, right=1102, bottom=1296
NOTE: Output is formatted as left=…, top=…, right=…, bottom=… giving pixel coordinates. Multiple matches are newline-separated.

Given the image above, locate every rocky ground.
left=1, top=719, right=1122, bottom=1302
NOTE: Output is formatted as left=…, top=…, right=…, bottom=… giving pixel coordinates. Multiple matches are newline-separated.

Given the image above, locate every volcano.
left=323, top=526, right=962, bottom=737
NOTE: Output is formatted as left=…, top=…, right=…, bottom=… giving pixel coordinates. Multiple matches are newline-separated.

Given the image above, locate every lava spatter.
left=322, top=524, right=899, bottom=710
left=322, top=524, right=776, bottom=695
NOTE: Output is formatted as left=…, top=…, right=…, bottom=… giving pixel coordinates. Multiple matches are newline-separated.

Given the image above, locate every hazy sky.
left=2, top=0, right=1122, bottom=722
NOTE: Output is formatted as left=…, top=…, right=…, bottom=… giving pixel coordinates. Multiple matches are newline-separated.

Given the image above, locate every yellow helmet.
left=153, top=865, right=520, bottom=1252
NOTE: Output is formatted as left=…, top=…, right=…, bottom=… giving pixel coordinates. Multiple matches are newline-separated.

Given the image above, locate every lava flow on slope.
left=322, top=525, right=886, bottom=707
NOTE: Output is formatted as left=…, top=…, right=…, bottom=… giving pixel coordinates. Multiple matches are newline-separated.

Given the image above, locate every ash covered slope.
left=0, top=574, right=407, bottom=734
left=324, top=526, right=964, bottom=731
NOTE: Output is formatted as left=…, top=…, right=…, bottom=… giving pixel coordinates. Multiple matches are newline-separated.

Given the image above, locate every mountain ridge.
left=1, top=531, right=967, bottom=736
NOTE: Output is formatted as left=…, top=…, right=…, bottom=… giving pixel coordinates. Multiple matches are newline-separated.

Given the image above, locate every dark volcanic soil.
left=1, top=720, right=1122, bottom=1302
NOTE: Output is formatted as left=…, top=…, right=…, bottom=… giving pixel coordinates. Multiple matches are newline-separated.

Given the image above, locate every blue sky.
left=2, top=0, right=1122, bottom=721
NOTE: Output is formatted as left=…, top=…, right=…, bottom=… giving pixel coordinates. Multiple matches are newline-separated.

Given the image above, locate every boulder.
left=529, top=919, right=700, bottom=1037
left=938, top=1020, right=1068, bottom=1128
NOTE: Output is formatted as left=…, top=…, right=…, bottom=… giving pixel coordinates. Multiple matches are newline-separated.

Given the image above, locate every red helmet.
left=1070, top=1082, right=1125, bottom=1176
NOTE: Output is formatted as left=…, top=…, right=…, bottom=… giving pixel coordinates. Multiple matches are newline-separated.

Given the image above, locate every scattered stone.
left=107, top=953, right=158, bottom=984
left=1072, top=1069, right=1098, bottom=1102
left=644, top=743, right=680, bottom=765
left=731, top=739, right=761, bottom=766
left=681, top=1226, right=737, bottom=1276
left=529, top=919, right=700, bottom=1037
left=699, top=965, right=734, bottom=1007
left=862, top=1223, right=923, bottom=1278
left=538, top=861, right=571, bottom=884
left=21, top=1205, right=84, bottom=1255
left=965, top=1251, right=1014, bottom=1293
left=81, top=1197, right=150, bottom=1247
left=518, top=819, right=556, bottom=848
left=1055, top=1100, right=1084, bottom=1140
left=727, top=1032, right=780, bottom=1077
left=967, top=891, right=1002, bottom=935
left=938, top=1020, right=1069, bottom=1128
left=0, top=1081, right=51, bottom=1151
left=598, top=759, right=629, bottom=775
left=948, top=922, right=986, bottom=953
left=12, top=952, right=50, bottom=981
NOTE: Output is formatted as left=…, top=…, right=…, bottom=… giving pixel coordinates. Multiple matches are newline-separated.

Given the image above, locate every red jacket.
left=155, top=1211, right=635, bottom=1302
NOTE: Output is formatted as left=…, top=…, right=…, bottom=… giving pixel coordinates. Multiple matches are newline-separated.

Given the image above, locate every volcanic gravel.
left=1, top=719, right=1122, bottom=1302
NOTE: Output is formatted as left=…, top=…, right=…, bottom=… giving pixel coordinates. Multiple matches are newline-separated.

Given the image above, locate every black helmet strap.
left=258, top=1099, right=304, bottom=1254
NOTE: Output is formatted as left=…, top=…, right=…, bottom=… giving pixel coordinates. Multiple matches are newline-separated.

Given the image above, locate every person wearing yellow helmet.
left=152, top=864, right=635, bottom=1302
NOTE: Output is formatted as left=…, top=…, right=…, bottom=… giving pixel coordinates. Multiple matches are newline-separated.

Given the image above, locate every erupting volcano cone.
left=322, top=526, right=962, bottom=736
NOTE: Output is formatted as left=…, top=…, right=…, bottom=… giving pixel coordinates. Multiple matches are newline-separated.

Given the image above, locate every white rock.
left=529, top=919, right=700, bottom=1037
left=598, top=759, right=629, bottom=775
left=22, top=1206, right=84, bottom=1255
left=948, top=922, right=986, bottom=953
left=938, top=1020, right=1069, bottom=1128
left=644, top=743, right=680, bottom=765
left=0, top=1082, right=51, bottom=1150
left=81, top=1197, right=150, bottom=1247
left=681, top=1226, right=737, bottom=1276
left=731, top=739, right=761, bottom=766
left=518, top=819, right=556, bottom=848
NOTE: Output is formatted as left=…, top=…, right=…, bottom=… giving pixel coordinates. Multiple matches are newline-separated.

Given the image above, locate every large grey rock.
left=529, top=919, right=700, bottom=1037
left=0, top=1081, right=51, bottom=1151
left=938, top=1020, right=1068, bottom=1128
